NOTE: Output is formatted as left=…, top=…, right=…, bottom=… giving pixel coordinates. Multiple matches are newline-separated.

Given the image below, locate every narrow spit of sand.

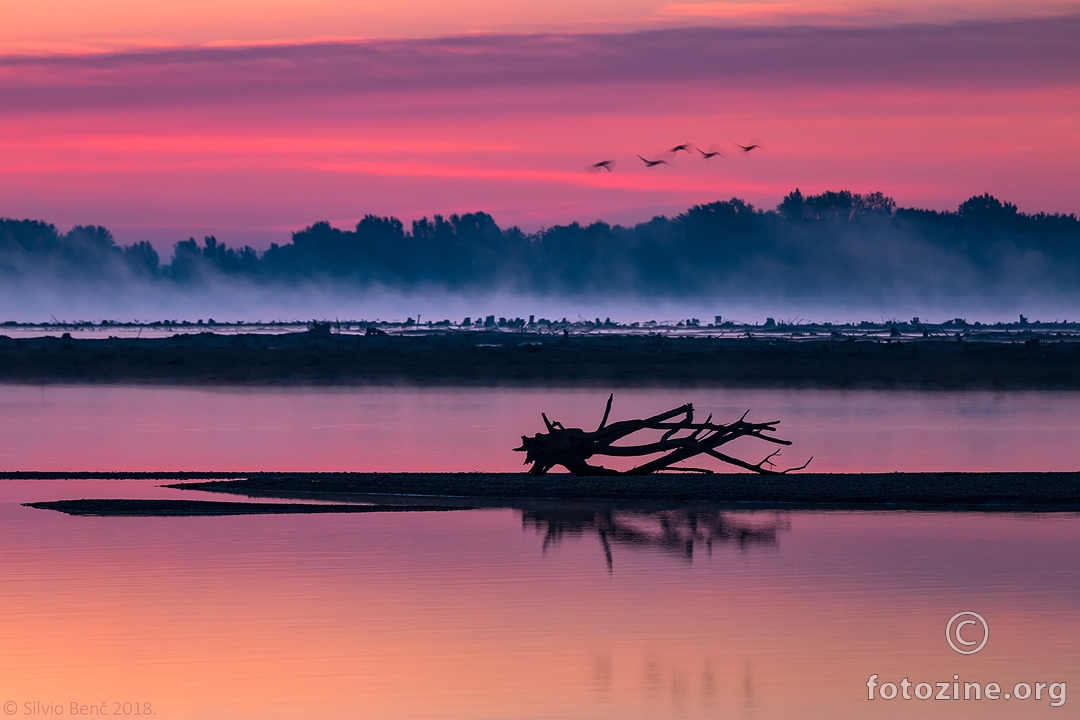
left=23, top=498, right=469, bottom=516
left=164, top=472, right=1080, bottom=511
left=12, top=472, right=1080, bottom=514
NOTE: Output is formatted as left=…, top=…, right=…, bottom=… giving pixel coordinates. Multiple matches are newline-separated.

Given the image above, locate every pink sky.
left=0, top=3, right=1078, bottom=249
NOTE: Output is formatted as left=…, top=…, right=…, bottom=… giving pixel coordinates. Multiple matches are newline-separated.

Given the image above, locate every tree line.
left=2, top=191, right=1078, bottom=297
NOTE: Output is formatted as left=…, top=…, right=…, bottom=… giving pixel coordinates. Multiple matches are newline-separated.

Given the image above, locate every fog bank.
left=2, top=190, right=1079, bottom=325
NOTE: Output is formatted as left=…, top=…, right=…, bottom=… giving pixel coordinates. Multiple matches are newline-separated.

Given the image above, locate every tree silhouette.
left=1, top=191, right=1077, bottom=297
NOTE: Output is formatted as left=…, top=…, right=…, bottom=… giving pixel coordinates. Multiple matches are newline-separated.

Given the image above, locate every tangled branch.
left=514, top=394, right=811, bottom=476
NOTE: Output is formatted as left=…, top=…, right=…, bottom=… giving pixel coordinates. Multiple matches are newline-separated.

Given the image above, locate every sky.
left=1, top=0, right=1079, bottom=250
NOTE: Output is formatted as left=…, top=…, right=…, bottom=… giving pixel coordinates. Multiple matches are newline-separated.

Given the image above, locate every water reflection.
left=3, top=384, right=1080, bottom=472
left=523, top=508, right=789, bottom=570
left=2, top=482, right=1079, bottom=719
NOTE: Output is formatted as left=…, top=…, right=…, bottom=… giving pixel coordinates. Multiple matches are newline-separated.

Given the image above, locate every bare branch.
left=779, top=456, right=814, bottom=473
left=597, top=393, right=614, bottom=431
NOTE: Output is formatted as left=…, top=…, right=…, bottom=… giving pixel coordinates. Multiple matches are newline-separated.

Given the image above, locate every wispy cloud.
left=1, top=18, right=1078, bottom=115
left=662, top=0, right=1080, bottom=25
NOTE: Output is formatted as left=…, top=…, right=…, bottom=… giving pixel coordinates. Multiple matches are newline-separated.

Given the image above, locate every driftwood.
left=515, top=394, right=811, bottom=476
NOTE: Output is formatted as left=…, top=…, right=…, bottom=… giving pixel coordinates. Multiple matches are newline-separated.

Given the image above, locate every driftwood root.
left=514, top=394, right=811, bottom=476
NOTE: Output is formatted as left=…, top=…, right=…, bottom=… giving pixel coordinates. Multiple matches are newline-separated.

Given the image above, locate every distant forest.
left=3, top=191, right=1079, bottom=297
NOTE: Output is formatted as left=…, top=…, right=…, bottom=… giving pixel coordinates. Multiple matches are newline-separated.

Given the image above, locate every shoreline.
left=11, top=472, right=1080, bottom=512
left=23, top=499, right=468, bottom=516
left=0, top=331, right=1077, bottom=388
left=162, top=471, right=1080, bottom=511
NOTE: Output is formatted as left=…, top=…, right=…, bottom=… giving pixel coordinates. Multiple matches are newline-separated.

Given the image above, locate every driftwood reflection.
left=522, top=508, right=789, bottom=570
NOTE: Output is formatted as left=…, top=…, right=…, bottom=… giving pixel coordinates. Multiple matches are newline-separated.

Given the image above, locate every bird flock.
left=589, top=142, right=761, bottom=172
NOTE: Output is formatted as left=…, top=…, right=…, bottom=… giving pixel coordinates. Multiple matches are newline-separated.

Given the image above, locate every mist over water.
left=2, top=190, right=1079, bottom=325
left=5, top=280, right=1080, bottom=326
left=3, top=10, right=1080, bottom=720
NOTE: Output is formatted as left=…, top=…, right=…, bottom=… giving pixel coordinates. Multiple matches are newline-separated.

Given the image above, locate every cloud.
left=661, top=0, right=1080, bottom=25
left=1, top=17, right=1077, bottom=114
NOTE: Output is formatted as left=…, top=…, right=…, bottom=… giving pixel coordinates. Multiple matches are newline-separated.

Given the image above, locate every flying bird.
left=589, top=160, right=615, bottom=172
left=639, top=155, right=668, bottom=167
left=736, top=143, right=762, bottom=152
left=699, top=146, right=724, bottom=159
left=670, top=143, right=694, bottom=155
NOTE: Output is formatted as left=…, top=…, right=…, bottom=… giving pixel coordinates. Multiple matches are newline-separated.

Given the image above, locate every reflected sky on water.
left=0, top=385, right=1079, bottom=472
left=0, top=480, right=1078, bottom=719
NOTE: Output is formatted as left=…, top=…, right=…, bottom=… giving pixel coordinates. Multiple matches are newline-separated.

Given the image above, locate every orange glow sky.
left=5, top=0, right=1079, bottom=51
left=1, top=1, right=1078, bottom=248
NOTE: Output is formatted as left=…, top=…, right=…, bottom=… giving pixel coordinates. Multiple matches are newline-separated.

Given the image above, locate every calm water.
left=0, top=385, right=1079, bottom=472
left=0, top=385, right=1078, bottom=718
left=0, top=481, right=1077, bottom=719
